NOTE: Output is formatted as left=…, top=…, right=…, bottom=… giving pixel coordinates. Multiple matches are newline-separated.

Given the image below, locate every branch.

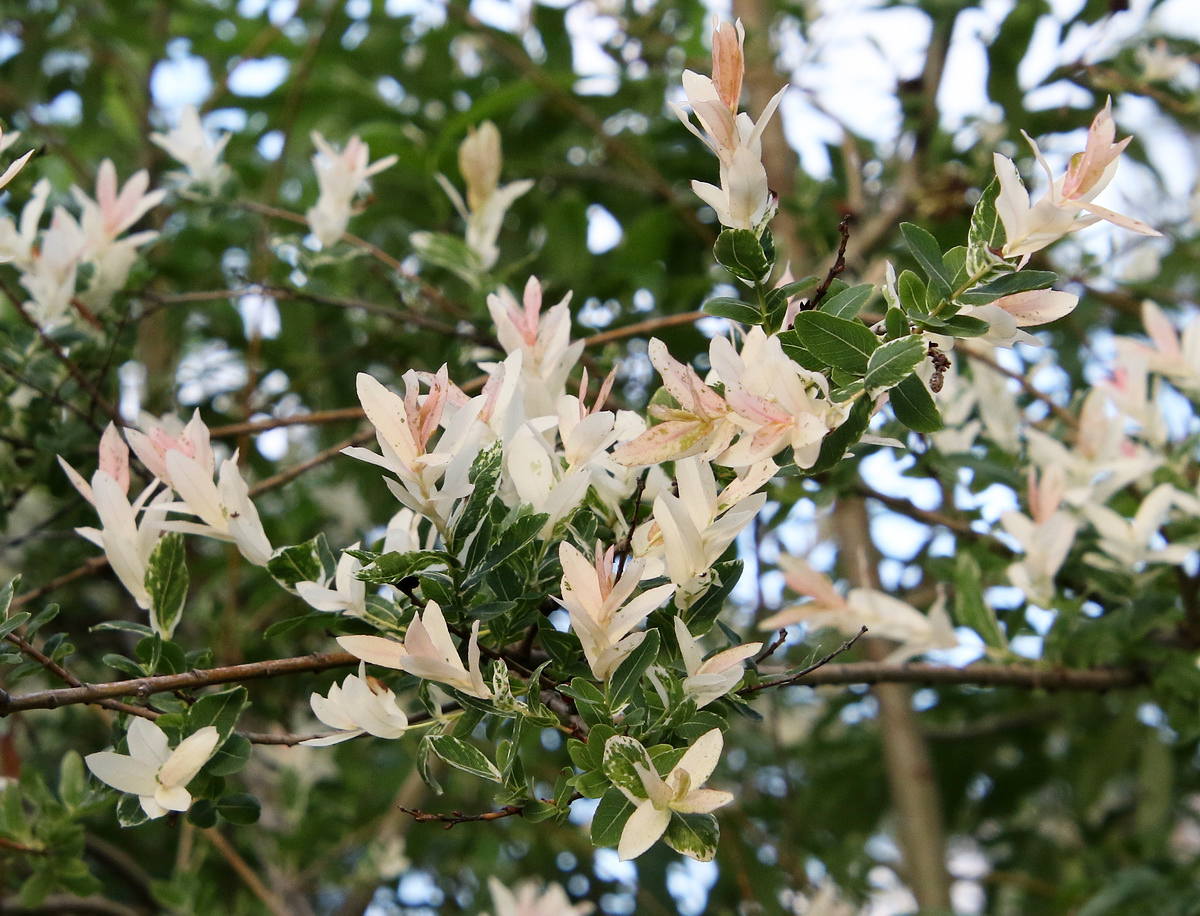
left=962, top=346, right=1079, bottom=430
left=0, top=275, right=123, bottom=428
left=1, top=632, right=157, bottom=720
left=751, top=660, right=1146, bottom=691
left=3, top=638, right=1149, bottom=718
left=806, top=214, right=851, bottom=311
left=0, top=650, right=358, bottom=715
left=0, top=895, right=145, bottom=916
left=203, top=828, right=292, bottom=916
left=740, top=627, right=867, bottom=694
left=853, top=481, right=1013, bottom=554
left=398, top=792, right=581, bottom=828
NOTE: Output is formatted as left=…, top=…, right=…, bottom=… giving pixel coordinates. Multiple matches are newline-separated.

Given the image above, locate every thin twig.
left=741, top=626, right=868, bottom=695
left=398, top=791, right=581, bottom=828
left=806, top=214, right=851, bottom=311
left=203, top=829, right=292, bottom=916
left=962, top=346, right=1078, bottom=429
left=745, top=659, right=1147, bottom=692
left=0, top=275, right=123, bottom=427
left=753, top=629, right=788, bottom=665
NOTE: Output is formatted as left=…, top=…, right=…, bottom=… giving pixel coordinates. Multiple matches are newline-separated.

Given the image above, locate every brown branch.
left=759, top=661, right=1146, bottom=691
left=1, top=632, right=157, bottom=720
left=203, top=829, right=292, bottom=916
left=0, top=835, right=49, bottom=856
left=398, top=792, right=581, bottom=828
left=806, top=214, right=851, bottom=311
left=752, top=629, right=788, bottom=665
left=0, top=650, right=358, bottom=715
left=740, top=626, right=867, bottom=695
left=0, top=275, right=123, bottom=428
left=210, top=407, right=366, bottom=439
left=11, top=557, right=110, bottom=610
left=0, top=895, right=145, bottom=916
left=853, top=481, right=1013, bottom=554
left=962, top=346, right=1079, bottom=430
left=582, top=311, right=705, bottom=349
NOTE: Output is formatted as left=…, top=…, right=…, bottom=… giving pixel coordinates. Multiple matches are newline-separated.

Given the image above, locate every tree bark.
left=834, top=497, right=952, bottom=910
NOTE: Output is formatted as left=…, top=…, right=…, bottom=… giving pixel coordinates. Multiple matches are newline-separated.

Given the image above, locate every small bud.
left=458, top=121, right=502, bottom=212
left=710, top=18, right=745, bottom=112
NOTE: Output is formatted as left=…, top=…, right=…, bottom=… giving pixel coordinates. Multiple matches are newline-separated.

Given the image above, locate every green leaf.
left=968, top=177, right=1006, bottom=253
left=818, top=283, right=875, bottom=320
left=591, top=787, right=636, bottom=848
left=664, top=812, right=720, bottom=862
left=608, top=628, right=661, bottom=707
left=409, top=231, right=485, bottom=286
left=702, top=297, right=762, bottom=325
left=0, top=612, right=30, bottom=641
left=789, top=311, right=879, bottom=374
left=559, top=678, right=609, bottom=728
left=25, top=604, right=59, bottom=640
left=602, top=734, right=652, bottom=797
left=0, top=576, right=18, bottom=618
left=864, top=335, right=926, bottom=394
left=101, top=654, right=145, bottom=678
left=186, top=799, right=218, bottom=829
left=939, top=314, right=992, bottom=337
left=355, top=550, right=454, bottom=586
left=465, top=512, right=546, bottom=588
left=428, top=735, right=503, bottom=782
left=58, top=752, right=86, bottom=811
left=805, top=396, right=871, bottom=476
left=448, top=441, right=504, bottom=555
left=777, top=329, right=825, bottom=372
left=216, top=793, right=261, bottom=825
left=890, top=374, right=943, bottom=433
left=964, top=269, right=1057, bottom=301
left=900, top=223, right=953, bottom=297
left=187, top=687, right=248, bottom=745
left=896, top=269, right=930, bottom=316
left=416, top=734, right=444, bottom=795
left=146, top=532, right=188, bottom=639
left=713, top=228, right=771, bottom=282
left=681, top=560, right=743, bottom=635
left=266, top=535, right=328, bottom=590
left=831, top=380, right=865, bottom=402
left=776, top=276, right=820, bottom=299
left=884, top=307, right=908, bottom=341
left=90, top=620, right=155, bottom=638
left=116, top=793, right=150, bottom=828
left=954, top=554, right=1008, bottom=650
left=207, top=735, right=252, bottom=777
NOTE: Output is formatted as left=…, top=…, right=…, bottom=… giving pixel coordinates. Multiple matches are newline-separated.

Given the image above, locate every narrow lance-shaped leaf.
left=890, top=373, right=943, bottom=433
left=146, top=532, right=188, bottom=639
left=789, top=311, right=879, bottom=375
left=864, top=335, right=926, bottom=395
left=592, top=787, right=636, bottom=848
left=428, top=735, right=504, bottom=783
left=819, top=283, right=875, bottom=320
left=968, top=177, right=1006, bottom=253
left=609, top=628, right=661, bottom=706
left=900, top=223, right=954, bottom=297
left=954, top=553, right=1008, bottom=651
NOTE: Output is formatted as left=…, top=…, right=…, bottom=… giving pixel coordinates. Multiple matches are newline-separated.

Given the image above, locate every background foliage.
left=2, top=0, right=1199, bottom=913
